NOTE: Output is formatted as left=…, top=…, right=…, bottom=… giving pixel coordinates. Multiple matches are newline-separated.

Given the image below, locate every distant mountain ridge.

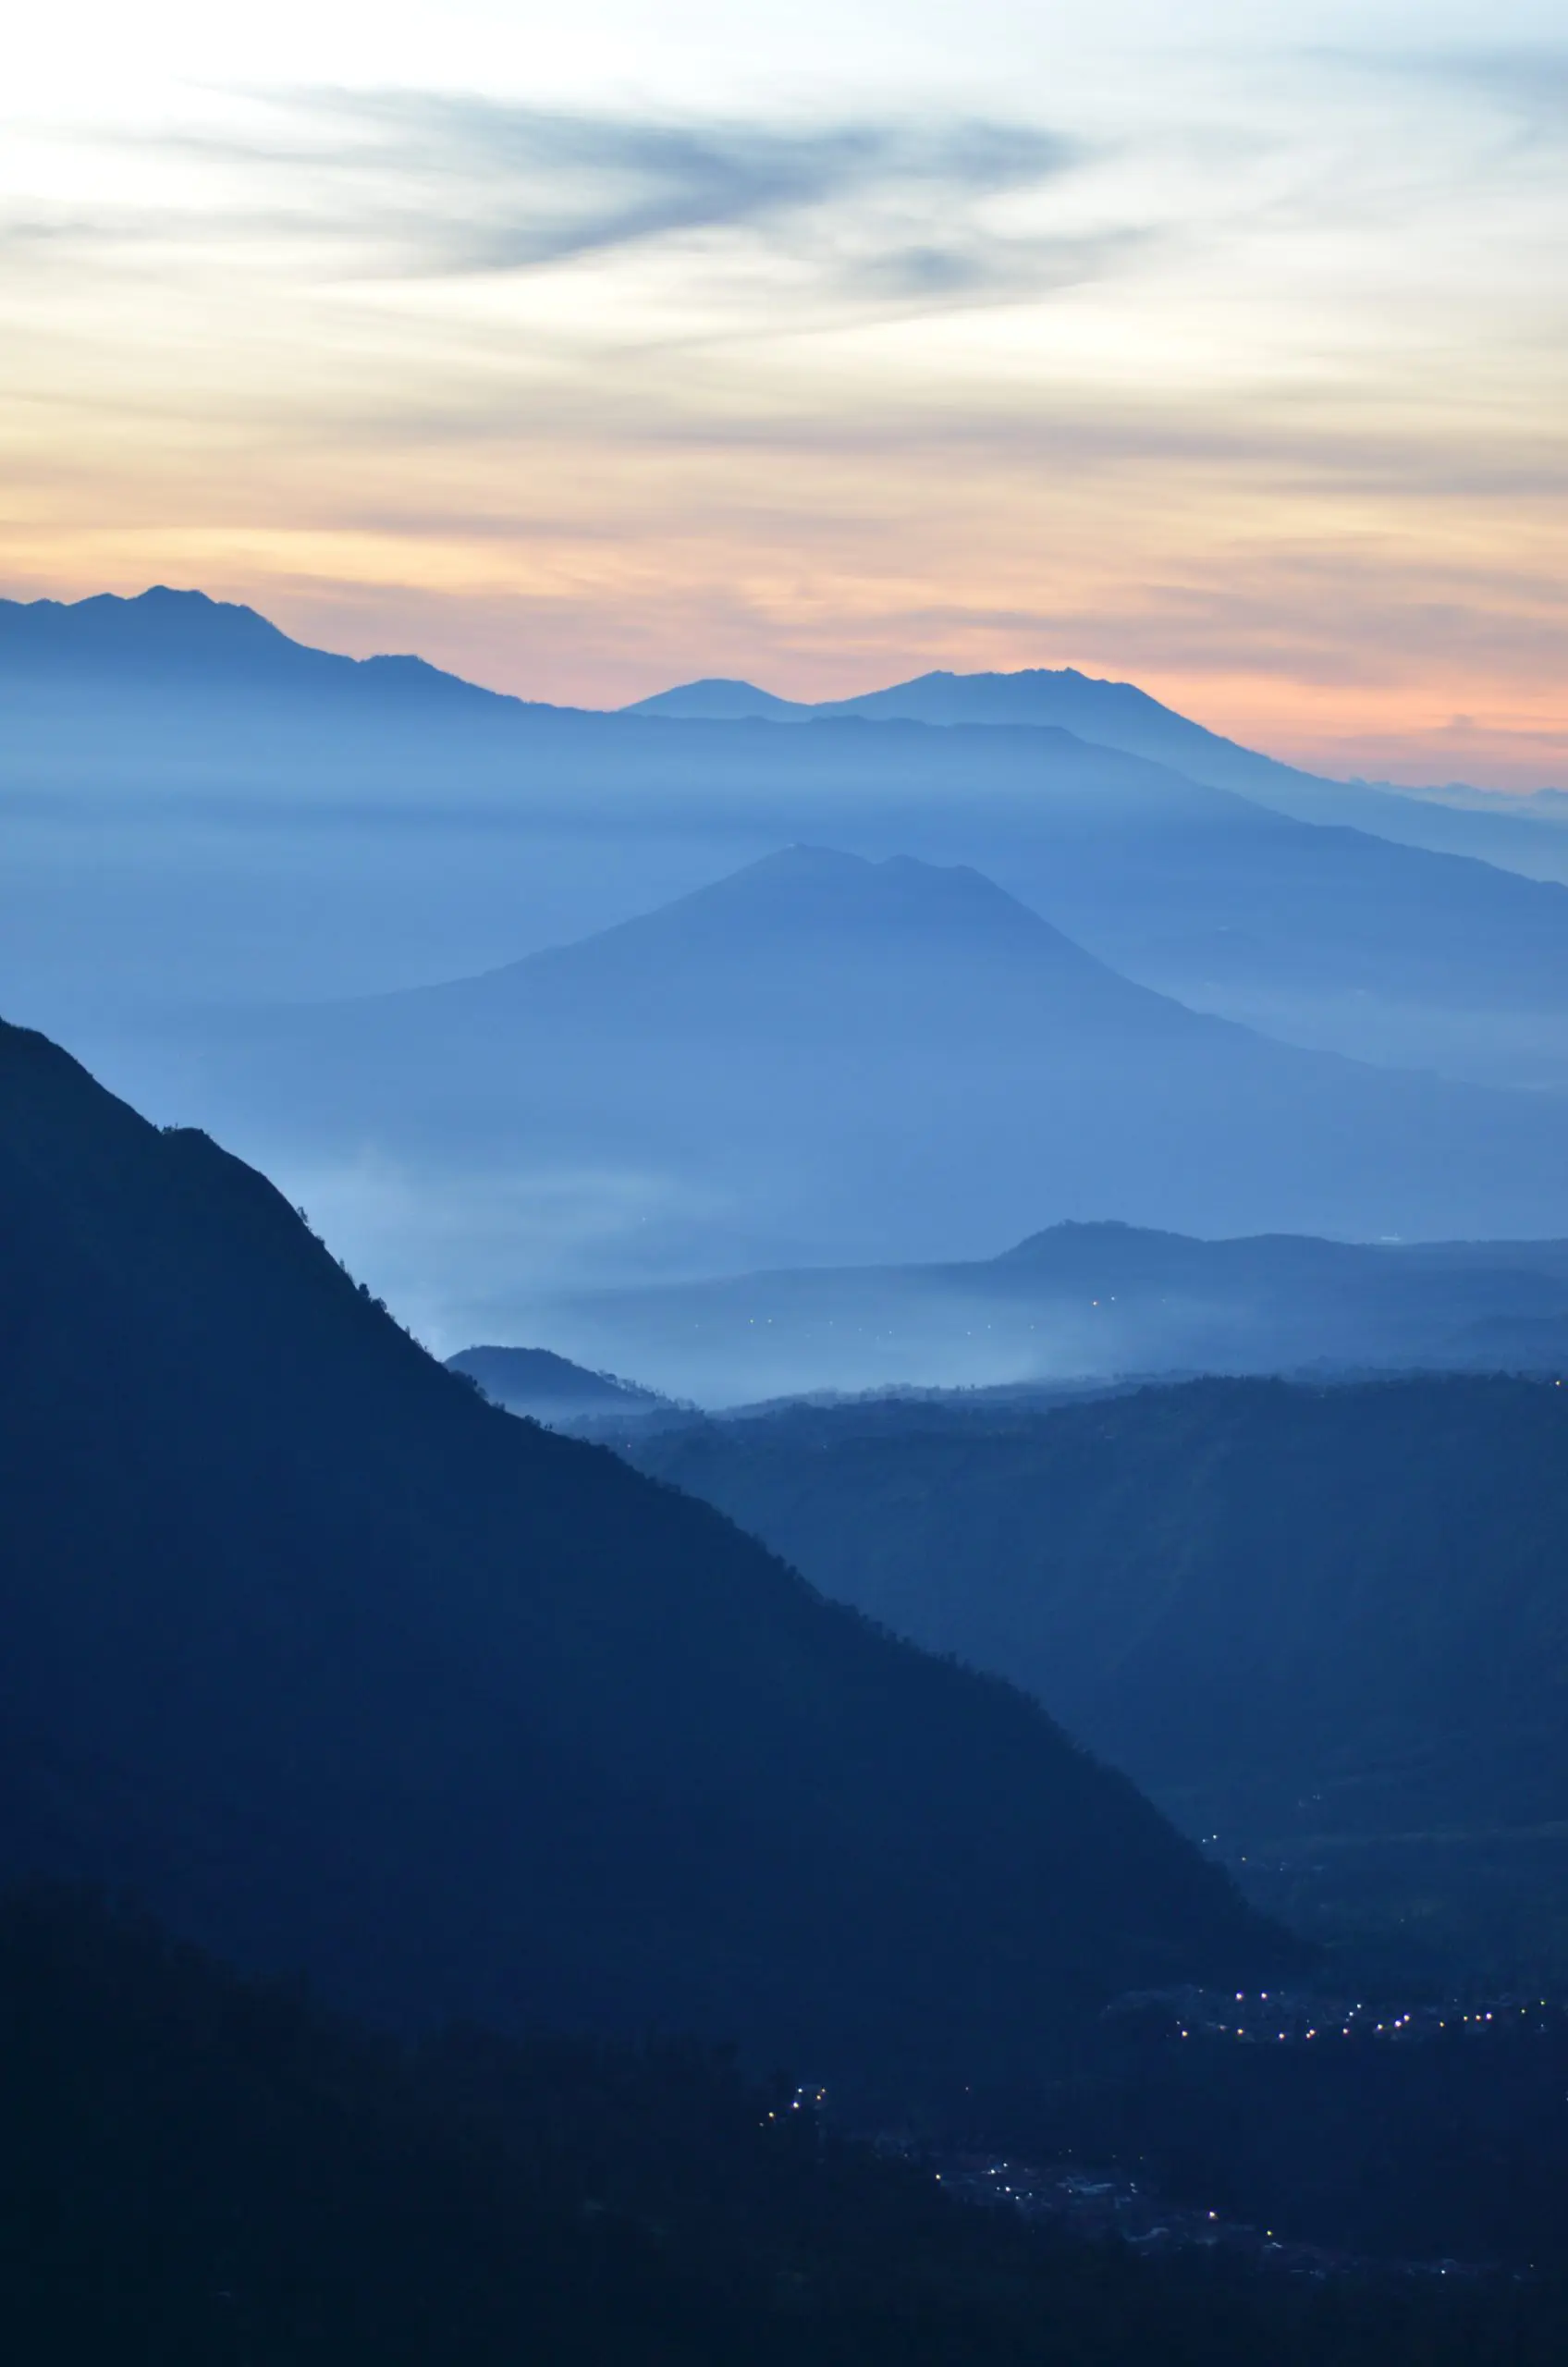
left=628, top=664, right=1316, bottom=800
left=627, top=666, right=1568, bottom=875
left=0, top=585, right=537, bottom=712
left=11, top=585, right=1560, bottom=840
left=16, top=585, right=1568, bottom=1114
left=8, top=586, right=1557, bottom=858
left=534, top=1214, right=1568, bottom=1405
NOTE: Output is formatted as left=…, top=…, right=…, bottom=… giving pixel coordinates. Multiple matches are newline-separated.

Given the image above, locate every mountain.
left=0, top=583, right=531, bottom=715
left=631, top=665, right=1568, bottom=886
left=447, top=1343, right=670, bottom=1426
left=13, top=590, right=1568, bottom=1099
left=622, top=1374, right=1568, bottom=1968
left=630, top=664, right=1312, bottom=794
left=627, top=675, right=808, bottom=721
left=139, top=850, right=1568, bottom=1329
left=0, top=1014, right=1286, bottom=2103
left=529, top=1219, right=1568, bottom=1405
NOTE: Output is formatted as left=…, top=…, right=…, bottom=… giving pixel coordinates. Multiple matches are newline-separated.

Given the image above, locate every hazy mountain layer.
left=11, top=591, right=1568, bottom=1099
left=131, top=851, right=1568, bottom=1337
left=631, top=665, right=1568, bottom=884
left=0, top=1015, right=1284, bottom=2103
left=533, top=1219, right=1568, bottom=1404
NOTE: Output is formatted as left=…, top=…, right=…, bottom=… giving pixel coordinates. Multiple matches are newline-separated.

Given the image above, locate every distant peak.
left=998, top=1219, right=1185, bottom=1260
left=621, top=677, right=810, bottom=721
left=743, top=842, right=871, bottom=877
left=89, top=584, right=285, bottom=632
left=136, top=584, right=225, bottom=607
left=609, top=844, right=1111, bottom=970
left=713, top=845, right=1017, bottom=903
left=0, top=584, right=535, bottom=710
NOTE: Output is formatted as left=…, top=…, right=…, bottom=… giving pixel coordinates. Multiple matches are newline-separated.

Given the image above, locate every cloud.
left=135, top=91, right=1087, bottom=290
left=1458, top=50, right=1568, bottom=150
left=1357, top=44, right=1568, bottom=147
left=0, top=91, right=1114, bottom=332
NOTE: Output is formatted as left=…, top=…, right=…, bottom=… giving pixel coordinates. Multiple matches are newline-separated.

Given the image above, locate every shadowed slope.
left=0, top=1019, right=1286, bottom=2104
left=7, top=1885, right=1535, bottom=2367
left=626, top=1375, right=1568, bottom=1847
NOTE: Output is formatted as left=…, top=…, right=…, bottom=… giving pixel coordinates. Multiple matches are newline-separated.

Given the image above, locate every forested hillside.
left=627, top=1377, right=1568, bottom=1880
left=0, top=1019, right=1285, bottom=2110
left=4, top=1886, right=1548, bottom=2367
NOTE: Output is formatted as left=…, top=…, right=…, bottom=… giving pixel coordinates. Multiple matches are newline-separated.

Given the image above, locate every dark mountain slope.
left=625, top=1375, right=1568, bottom=1851
left=10, top=1886, right=1545, bottom=2367
left=162, top=851, right=1568, bottom=1283
left=0, top=1018, right=1285, bottom=2102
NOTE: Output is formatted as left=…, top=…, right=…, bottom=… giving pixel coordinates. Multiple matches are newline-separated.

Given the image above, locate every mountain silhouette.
left=0, top=1015, right=1286, bottom=2103
left=629, top=664, right=1287, bottom=789
left=530, top=1219, right=1568, bottom=1405
left=158, top=849, right=1568, bottom=1302
left=12, top=591, right=1568, bottom=1097
left=0, top=584, right=530, bottom=712
left=625, top=674, right=808, bottom=721
left=630, top=665, right=1568, bottom=883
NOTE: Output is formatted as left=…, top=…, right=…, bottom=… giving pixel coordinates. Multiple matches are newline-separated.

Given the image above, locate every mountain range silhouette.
left=9, top=590, right=1568, bottom=1100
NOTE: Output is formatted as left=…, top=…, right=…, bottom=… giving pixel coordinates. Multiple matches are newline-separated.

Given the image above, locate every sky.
left=4, top=3, right=1566, bottom=785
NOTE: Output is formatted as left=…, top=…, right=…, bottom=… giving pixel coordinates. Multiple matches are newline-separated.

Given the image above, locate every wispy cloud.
left=1354, top=44, right=1568, bottom=148
left=3, top=27, right=1564, bottom=782
left=112, top=91, right=1093, bottom=298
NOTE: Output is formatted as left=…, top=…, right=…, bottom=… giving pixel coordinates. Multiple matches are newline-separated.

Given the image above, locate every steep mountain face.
left=529, top=1220, right=1568, bottom=1404
left=0, top=1017, right=1285, bottom=2102
left=624, top=1375, right=1568, bottom=1850
left=145, top=852, right=1568, bottom=1311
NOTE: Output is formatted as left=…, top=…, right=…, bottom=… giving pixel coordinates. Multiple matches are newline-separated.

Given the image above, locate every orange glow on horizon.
left=3, top=9, right=1564, bottom=789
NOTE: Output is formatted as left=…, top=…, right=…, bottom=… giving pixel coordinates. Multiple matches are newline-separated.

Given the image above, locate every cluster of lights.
left=1169, top=1991, right=1558, bottom=2046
